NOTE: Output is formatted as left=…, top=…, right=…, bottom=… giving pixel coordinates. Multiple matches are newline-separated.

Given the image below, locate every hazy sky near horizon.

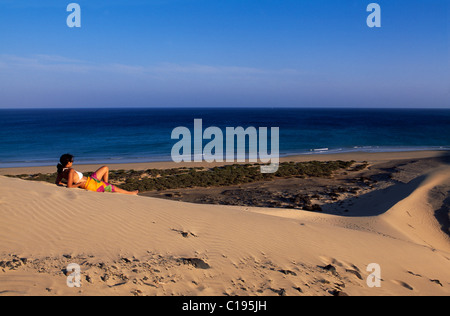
left=0, top=0, right=448, bottom=108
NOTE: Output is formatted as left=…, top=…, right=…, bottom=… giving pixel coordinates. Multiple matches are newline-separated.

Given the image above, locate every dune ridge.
left=380, top=166, right=450, bottom=252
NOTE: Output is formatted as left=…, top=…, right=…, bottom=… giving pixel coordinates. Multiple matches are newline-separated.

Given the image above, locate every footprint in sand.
left=171, top=229, right=198, bottom=238
left=430, top=279, right=443, bottom=287
left=345, top=269, right=363, bottom=280
left=179, top=258, right=210, bottom=269
left=319, top=256, right=344, bottom=268
left=407, top=271, right=443, bottom=287
left=392, top=280, right=414, bottom=291
left=407, top=271, right=422, bottom=277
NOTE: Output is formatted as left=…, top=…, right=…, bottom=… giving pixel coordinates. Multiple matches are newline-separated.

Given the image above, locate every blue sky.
left=0, top=0, right=448, bottom=108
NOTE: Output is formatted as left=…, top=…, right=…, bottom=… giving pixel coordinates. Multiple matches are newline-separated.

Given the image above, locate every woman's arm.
left=55, top=173, right=64, bottom=186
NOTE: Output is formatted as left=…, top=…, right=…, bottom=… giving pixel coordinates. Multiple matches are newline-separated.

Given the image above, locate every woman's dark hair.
left=57, top=154, right=74, bottom=174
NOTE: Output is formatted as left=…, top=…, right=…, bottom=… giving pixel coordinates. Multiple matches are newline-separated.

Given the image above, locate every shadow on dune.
left=437, top=151, right=450, bottom=165
left=321, top=151, right=450, bottom=218
left=429, top=151, right=450, bottom=237
left=434, top=192, right=450, bottom=237
left=321, top=175, right=427, bottom=217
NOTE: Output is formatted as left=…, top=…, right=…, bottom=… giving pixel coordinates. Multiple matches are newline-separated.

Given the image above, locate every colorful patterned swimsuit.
left=83, top=172, right=116, bottom=193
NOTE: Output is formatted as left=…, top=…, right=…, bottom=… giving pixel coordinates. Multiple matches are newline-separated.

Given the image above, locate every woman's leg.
left=94, top=166, right=138, bottom=195
left=93, top=166, right=110, bottom=182
left=114, top=186, right=139, bottom=195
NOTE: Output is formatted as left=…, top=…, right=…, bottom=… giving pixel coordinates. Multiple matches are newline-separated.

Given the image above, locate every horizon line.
left=1, top=106, right=450, bottom=110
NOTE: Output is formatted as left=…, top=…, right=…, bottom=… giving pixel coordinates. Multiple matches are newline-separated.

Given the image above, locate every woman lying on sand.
left=55, top=154, right=139, bottom=195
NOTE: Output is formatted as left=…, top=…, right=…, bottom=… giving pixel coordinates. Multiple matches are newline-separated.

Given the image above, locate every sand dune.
left=0, top=154, right=449, bottom=296
left=381, top=166, right=450, bottom=252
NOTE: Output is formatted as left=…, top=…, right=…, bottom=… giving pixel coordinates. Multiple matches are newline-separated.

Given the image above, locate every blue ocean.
left=1, top=108, right=450, bottom=168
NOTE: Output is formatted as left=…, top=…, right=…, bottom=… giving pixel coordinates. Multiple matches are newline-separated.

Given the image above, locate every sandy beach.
left=0, top=150, right=449, bottom=296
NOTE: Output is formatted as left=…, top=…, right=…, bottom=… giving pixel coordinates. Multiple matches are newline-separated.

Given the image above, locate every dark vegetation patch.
left=7, top=161, right=356, bottom=193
